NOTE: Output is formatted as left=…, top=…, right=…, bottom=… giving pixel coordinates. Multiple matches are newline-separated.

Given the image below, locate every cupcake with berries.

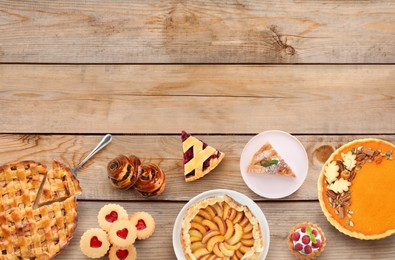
left=288, top=222, right=326, bottom=259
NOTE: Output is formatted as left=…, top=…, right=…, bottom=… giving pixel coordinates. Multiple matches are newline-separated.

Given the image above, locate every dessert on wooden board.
left=181, top=194, right=263, bottom=260
left=247, top=142, right=296, bottom=177
left=182, top=131, right=225, bottom=182
left=288, top=222, right=326, bottom=260
left=318, top=138, right=395, bottom=239
left=0, top=160, right=81, bottom=259
left=107, top=155, right=166, bottom=197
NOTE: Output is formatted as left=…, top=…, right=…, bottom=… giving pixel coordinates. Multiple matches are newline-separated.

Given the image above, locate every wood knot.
left=165, top=3, right=198, bottom=31
left=269, top=25, right=296, bottom=56
left=314, top=145, right=335, bottom=163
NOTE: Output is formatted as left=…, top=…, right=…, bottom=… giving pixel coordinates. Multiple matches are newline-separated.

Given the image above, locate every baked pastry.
left=80, top=228, right=111, bottom=258
left=107, top=155, right=142, bottom=190
left=108, top=220, right=137, bottom=247
left=181, top=131, right=225, bottom=182
left=129, top=211, right=156, bottom=240
left=247, top=142, right=296, bottom=177
left=181, top=195, right=263, bottom=259
left=98, top=204, right=129, bottom=231
left=109, top=245, right=137, bottom=260
left=318, top=138, right=395, bottom=239
left=288, top=222, right=326, bottom=259
left=107, top=155, right=166, bottom=197
left=0, top=160, right=81, bottom=259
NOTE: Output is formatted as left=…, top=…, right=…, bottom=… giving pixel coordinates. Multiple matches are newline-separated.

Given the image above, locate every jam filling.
left=116, top=249, right=129, bottom=260
left=105, top=211, right=118, bottom=223
left=116, top=228, right=128, bottom=239
left=90, top=236, right=102, bottom=248
left=136, top=219, right=147, bottom=230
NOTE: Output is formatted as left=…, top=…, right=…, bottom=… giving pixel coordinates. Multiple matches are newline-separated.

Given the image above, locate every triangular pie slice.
left=247, top=142, right=296, bottom=177
left=181, top=131, right=225, bottom=182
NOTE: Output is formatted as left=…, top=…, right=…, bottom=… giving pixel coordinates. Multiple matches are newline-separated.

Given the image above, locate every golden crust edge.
left=317, top=138, right=395, bottom=240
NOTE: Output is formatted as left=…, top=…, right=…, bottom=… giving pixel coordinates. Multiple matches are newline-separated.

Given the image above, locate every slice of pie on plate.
left=247, top=142, right=296, bottom=177
left=181, top=131, right=225, bottom=182
left=181, top=194, right=263, bottom=259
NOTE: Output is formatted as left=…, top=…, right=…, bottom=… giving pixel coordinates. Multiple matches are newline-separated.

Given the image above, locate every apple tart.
left=181, top=195, right=263, bottom=260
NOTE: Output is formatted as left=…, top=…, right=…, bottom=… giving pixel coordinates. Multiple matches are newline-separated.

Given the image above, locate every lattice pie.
left=0, top=160, right=81, bottom=258
left=181, top=195, right=263, bottom=259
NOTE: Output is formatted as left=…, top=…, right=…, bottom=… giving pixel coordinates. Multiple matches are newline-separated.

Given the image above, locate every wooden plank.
left=1, top=1, right=395, bottom=63
left=0, top=134, right=393, bottom=201
left=1, top=65, right=394, bottom=134
left=57, top=201, right=395, bottom=259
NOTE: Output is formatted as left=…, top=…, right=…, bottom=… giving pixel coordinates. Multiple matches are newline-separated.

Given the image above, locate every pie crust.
left=181, top=195, right=263, bottom=260
left=318, top=138, right=395, bottom=239
left=247, top=142, right=296, bottom=177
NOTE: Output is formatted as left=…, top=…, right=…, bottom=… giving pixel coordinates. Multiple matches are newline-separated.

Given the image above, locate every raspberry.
left=302, top=235, right=310, bottom=245
left=312, top=239, right=322, bottom=248
left=292, top=232, right=300, bottom=241
left=301, top=226, right=307, bottom=233
left=294, top=243, right=303, bottom=251
left=304, top=245, right=312, bottom=254
left=312, top=229, right=318, bottom=237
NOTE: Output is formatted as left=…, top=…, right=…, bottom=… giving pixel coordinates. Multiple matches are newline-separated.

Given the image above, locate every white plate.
left=172, top=189, right=270, bottom=260
left=240, top=130, right=308, bottom=199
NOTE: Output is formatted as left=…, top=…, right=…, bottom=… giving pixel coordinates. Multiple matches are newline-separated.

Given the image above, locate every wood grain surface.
left=0, top=134, right=393, bottom=201
left=1, top=1, right=395, bottom=63
left=1, top=65, right=394, bottom=134
left=56, top=201, right=395, bottom=259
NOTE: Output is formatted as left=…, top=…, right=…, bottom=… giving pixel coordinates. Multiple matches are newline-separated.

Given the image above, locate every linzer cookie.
left=129, top=212, right=156, bottom=240
left=318, top=138, right=395, bottom=239
left=98, top=204, right=129, bottom=231
left=109, top=245, right=137, bottom=260
left=80, top=229, right=110, bottom=258
left=108, top=220, right=137, bottom=248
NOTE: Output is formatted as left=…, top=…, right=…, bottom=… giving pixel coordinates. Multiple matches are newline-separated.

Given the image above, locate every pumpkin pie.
left=181, top=194, right=263, bottom=259
left=318, top=138, right=395, bottom=239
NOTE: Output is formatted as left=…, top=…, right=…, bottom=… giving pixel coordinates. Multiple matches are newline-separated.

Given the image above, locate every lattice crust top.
left=0, top=160, right=81, bottom=259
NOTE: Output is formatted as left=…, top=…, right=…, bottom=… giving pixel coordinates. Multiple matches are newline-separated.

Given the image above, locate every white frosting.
left=292, top=228, right=322, bottom=255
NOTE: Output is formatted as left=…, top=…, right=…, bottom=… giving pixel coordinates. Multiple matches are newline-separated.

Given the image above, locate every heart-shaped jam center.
left=116, top=249, right=129, bottom=260
left=90, top=236, right=102, bottom=248
left=116, top=228, right=128, bottom=239
left=105, top=211, right=118, bottom=223
left=136, top=219, right=146, bottom=230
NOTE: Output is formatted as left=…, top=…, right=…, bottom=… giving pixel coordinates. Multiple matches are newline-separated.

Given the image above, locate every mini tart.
left=318, top=138, right=395, bottom=239
left=98, top=204, right=129, bottom=231
left=129, top=212, right=156, bottom=240
left=108, top=220, right=137, bottom=247
left=181, top=194, right=263, bottom=260
left=109, top=245, right=137, bottom=260
left=288, top=222, right=326, bottom=260
left=80, top=228, right=110, bottom=258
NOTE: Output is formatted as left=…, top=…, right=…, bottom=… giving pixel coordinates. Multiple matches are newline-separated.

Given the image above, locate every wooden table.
left=1, top=1, right=394, bottom=259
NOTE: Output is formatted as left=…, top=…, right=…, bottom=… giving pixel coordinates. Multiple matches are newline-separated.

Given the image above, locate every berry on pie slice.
left=129, top=211, right=156, bottom=240
left=80, top=228, right=111, bottom=258
left=98, top=204, right=129, bottom=231
left=108, top=220, right=137, bottom=248
left=181, top=131, right=225, bottom=182
left=109, top=245, right=137, bottom=260
left=247, top=142, right=296, bottom=177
